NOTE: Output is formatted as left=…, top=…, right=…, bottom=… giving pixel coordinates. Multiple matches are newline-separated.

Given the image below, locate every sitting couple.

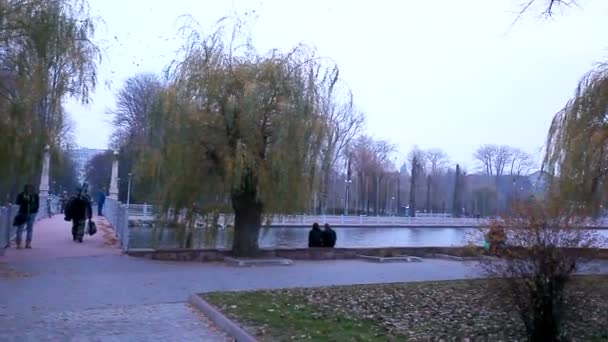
left=308, top=223, right=337, bottom=248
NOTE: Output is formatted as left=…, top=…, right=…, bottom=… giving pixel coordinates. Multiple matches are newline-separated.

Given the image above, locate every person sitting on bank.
left=321, top=223, right=337, bottom=248
left=308, top=222, right=323, bottom=247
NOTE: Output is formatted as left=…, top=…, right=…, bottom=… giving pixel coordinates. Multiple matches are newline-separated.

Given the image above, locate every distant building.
left=70, top=148, right=107, bottom=183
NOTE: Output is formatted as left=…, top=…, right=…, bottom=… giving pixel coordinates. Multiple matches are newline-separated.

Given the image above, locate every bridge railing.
left=0, top=205, right=17, bottom=251
left=105, top=198, right=130, bottom=251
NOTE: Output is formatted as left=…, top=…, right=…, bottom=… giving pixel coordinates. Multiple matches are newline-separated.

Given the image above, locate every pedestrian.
left=321, top=223, right=337, bottom=248
left=14, top=184, right=39, bottom=249
left=95, top=188, right=106, bottom=216
left=308, top=222, right=323, bottom=247
left=65, top=184, right=92, bottom=243
left=60, top=191, right=68, bottom=214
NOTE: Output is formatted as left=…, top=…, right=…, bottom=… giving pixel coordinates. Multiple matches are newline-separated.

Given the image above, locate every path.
left=2, top=216, right=608, bottom=341
left=1, top=215, right=229, bottom=341
left=1, top=215, right=121, bottom=262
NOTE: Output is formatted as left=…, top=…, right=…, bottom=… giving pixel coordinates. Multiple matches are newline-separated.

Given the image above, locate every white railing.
left=270, top=215, right=487, bottom=227
left=105, top=198, right=130, bottom=251
left=122, top=203, right=608, bottom=228
left=124, top=204, right=486, bottom=227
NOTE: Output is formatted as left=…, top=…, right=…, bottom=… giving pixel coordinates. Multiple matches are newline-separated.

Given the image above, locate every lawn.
left=204, top=277, right=608, bottom=341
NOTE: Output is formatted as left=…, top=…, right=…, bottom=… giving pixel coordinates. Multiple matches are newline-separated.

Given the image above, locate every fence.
left=105, top=197, right=130, bottom=251
left=121, top=203, right=608, bottom=229
left=124, top=203, right=488, bottom=227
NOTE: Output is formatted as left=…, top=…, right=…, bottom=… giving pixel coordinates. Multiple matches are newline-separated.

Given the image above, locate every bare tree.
left=110, top=73, right=164, bottom=149
left=425, top=148, right=449, bottom=175
left=479, top=197, right=604, bottom=341
left=494, top=145, right=513, bottom=177
left=348, top=135, right=394, bottom=216
left=515, top=0, right=576, bottom=21
left=475, top=144, right=529, bottom=177
left=317, top=68, right=365, bottom=214
left=510, top=148, right=535, bottom=176
left=475, top=145, right=496, bottom=176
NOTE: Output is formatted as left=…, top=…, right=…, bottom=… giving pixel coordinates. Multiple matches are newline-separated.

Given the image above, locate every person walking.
left=65, top=184, right=92, bottom=243
left=60, top=191, right=68, bottom=214
left=15, top=184, right=39, bottom=249
left=95, top=189, right=106, bottom=216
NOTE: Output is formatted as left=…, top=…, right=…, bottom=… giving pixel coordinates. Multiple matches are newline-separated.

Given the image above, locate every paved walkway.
left=0, top=216, right=230, bottom=341
left=2, top=216, right=607, bottom=341
left=2, top=215, right=121, bottom=262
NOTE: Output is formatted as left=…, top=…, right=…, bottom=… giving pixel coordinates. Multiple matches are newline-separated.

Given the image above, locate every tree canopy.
left=544, top=65, right=608, bottom=215
left=134, top=21, right=359, bottom=256
left=0, top=0, right=100, bottom=200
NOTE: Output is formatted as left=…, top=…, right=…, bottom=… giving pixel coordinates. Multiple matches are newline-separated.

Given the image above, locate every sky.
left=65, top=0, right=608, bottom=171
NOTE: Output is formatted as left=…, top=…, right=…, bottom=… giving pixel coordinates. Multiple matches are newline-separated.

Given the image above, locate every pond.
left=127, top=226, right=608, bottom=249
left=129, top=226, right=475, bottom=249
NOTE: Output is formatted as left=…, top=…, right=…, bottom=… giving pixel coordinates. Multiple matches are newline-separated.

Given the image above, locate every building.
left=70, top=148, right=108, bottom=183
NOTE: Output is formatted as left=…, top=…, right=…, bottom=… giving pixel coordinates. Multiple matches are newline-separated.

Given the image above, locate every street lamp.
left=344, top=179, right=352, bottom=216
left=390, top=196, right=396, bottom=216
left=126, top=172, right=133, bottom=208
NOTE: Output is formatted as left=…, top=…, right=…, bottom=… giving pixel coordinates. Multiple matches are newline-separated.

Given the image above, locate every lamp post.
left=127, top=172, right=133, bottom=208
left=344, top=179, right=352, bottom=216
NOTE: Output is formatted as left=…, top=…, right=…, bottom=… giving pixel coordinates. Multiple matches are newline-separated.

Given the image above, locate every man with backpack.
left=64, top=183, right=93, bottom=243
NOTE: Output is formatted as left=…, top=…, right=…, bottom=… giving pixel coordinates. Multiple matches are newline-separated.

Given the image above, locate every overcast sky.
left=65, top=0, right=608, bottom=170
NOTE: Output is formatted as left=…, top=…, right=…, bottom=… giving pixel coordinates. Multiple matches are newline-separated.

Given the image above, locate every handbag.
left=87, top=220, right=97, bottom=236
left=13, top=213, right=26, bottom=227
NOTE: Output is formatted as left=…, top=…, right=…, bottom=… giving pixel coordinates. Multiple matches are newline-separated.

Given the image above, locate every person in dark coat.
left=308, top=222, right=323, bottom=247
left=15, top=184, right=39, bottom=249
left=66, top=184, right=92, bottom=243
left=95, top=189, right=106, bottom=216
left=60, top=191, right=68, bottom=214
left=321, top=223, right=337, bottom=248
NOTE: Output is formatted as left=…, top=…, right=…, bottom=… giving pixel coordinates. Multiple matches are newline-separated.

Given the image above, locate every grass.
left=205, top=292, right=394, bottom=341
left=203, top=277, right=608, bottom=342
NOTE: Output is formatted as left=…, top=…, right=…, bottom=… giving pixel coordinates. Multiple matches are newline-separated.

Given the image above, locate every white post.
left=109, top=151, right=119, bottom=200
left=126, top=173, right=132, bottom=208
left=39, top=145, right=50, bottom=196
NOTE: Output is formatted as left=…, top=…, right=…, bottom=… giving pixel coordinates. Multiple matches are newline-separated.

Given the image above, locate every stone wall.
left=126, top=246, right=608, bottom=262
left=126, top=246, right=486, bottom=262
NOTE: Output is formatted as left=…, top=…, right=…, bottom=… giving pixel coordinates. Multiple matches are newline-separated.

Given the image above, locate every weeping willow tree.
left=544, top=65, right=608, bottom=216
left=138, top=22, right=347, bottom=256
left=0, top=0, right=100, bottom=201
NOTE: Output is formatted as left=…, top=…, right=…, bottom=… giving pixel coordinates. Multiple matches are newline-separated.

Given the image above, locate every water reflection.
left=130, top=226, right=480, bottom=249
left=128, top=226, right=608, bottom=249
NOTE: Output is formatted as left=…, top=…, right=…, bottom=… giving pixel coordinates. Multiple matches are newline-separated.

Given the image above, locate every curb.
left=188, top=294, right=257, bottom=342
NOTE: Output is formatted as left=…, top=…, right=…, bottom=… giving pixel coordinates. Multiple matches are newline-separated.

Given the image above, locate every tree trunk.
left=375, top=175, right=380, bottom=216
left=231, top=173, right=263, bottom=258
